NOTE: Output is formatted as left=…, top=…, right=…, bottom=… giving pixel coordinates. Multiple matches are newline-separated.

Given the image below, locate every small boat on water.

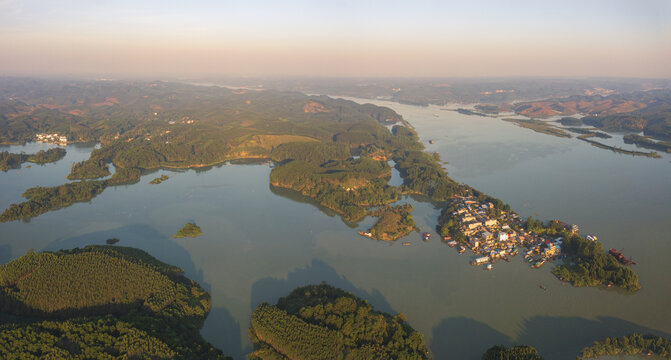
left=447, top=240, right=458, bottom=247
left=402, top=242, right=411, bottom=246
left=358, top=231, right=373, bottom=238
left=539, top=285, right=547, bottom=291
left=458, top=246, right=466, bottom=254
left=429, top=140, right=434, bottom=144
left=531, top=259, right=546, bottom=269
left=485, top=264, right=493, bottom=271
left=422, top=232, right=431, bottom=241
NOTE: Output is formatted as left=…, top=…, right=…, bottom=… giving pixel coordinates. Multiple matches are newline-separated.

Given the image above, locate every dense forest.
left=481, top=345, right=544, bottom=360
left=578, top=333, right=671, bottom=359
left=0, top=246, right=228, bottom=359
left=0, top=148, right=66, bottom=171
left=248, top=283, right=429, bottom=360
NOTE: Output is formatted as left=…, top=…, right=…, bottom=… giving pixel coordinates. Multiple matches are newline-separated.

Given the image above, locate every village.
left=34, top=133, right=68, bottom=146
left=444, top=196, right=577, bottom=270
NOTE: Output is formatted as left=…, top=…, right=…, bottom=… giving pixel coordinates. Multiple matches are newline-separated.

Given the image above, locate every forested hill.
left=0, top=245, right=228, bottom=359
left=248, top=283, right=429, bottom=360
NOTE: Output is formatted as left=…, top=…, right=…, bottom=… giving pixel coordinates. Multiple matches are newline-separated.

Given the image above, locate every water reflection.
left=250, top=258, right=395, bottom=316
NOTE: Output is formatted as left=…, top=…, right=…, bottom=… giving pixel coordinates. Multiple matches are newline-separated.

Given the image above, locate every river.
left=1, top=98, right=670, bottom=359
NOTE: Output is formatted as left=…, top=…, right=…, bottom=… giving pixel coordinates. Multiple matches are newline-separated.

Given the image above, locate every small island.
left=105, top=237, right=120, bottom=244
left=174, top=221, right=202, bottom=238
left=364, top=204, right=416, bottom=241
left=150, top=174, right=170, bottom=184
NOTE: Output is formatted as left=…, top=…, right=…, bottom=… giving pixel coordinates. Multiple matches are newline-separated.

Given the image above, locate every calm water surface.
left=1, top=99, right=670, bottom=359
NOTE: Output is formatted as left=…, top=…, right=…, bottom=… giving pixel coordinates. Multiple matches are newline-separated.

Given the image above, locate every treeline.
left=547, top=232, right=640, bottom=291
left=249, top=283, right=429, bottom=360
left=481, top=345, right=544, bottom=360
left=0, top=148, right=66, bottom=171
left=0, top=246, right=228, bottom=359
left=579, top=333, right=671, bottom=359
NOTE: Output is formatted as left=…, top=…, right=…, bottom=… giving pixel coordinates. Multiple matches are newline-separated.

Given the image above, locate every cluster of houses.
left=35, top=133, right=68, bottom=145
left=446, top=196, right=575, bottom=269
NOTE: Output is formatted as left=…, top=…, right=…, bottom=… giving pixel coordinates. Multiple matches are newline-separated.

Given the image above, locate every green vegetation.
left=455, top=108, right=492, bottom=117
left=579, top=333, right=671, bottom=359
left=150, top=174, right=170, bottom=184
left=67, top=159, right=110, bottom=179
left=0, top=148, right=66, bottom=171
left=368, top=204, right=416, bottom=241
left=0, top=246, right=228, bottom=359
left=174, top=222, right=202, bottom=238
left=564, top=127, right=612, bottom=139
left=248, top=283, right=429, bottom=360
left=623, top=134, right=671, bottom=153
left=502, top=118, right=571, bottom=138
left=394, top=150, right=465, bottom=201
left=106, top=237, right=120, bottom=244
left=551, top=235, right=640, bottom=291
left=481, top=345, right=543, bottom=360
left=557, top=117, right=583, bottom=126
left=577, top=135, right=661, bottom=158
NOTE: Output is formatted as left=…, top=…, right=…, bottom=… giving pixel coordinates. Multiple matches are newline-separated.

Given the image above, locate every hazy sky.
left=1, top=0, right=670, bottom=78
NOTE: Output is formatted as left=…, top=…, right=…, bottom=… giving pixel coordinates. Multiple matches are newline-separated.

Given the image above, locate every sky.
left=0, top=0, right=670, bottom=78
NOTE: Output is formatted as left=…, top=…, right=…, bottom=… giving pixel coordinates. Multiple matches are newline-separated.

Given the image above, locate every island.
left=150, top=174, right=170, bottom=184
left=105, top=237, right=120, bottom=244
left=248, top=283, right=429, bottom=359
left=174, top=221, right=202, bottom=238
left=0, top=148, right=66, bottom=171
left=364, top=204, right=416, bottom=241
left=0, top=246, right=229, bottom=359
left=579, top=333, right=671, bottom=359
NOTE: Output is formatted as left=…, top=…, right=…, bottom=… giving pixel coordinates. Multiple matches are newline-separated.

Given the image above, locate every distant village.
left=445, top=196, right=582, bottom=269
left=34, top=133, right=68, bottom=146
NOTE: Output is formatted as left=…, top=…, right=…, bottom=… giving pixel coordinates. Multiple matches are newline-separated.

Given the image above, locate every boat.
left=429, top=140, right=434, bottom=144
left=539, top=285, right=547, bottom=291
left=422, top=232, right=431, bottom=241
left=458, top=246, right=466, bottom=254
left=609, top=248, right=636, bottom=265
left=485, top=264, right=493, bottom=271
left=358, top=231, right=373, bottom=238
left=531, top=259, right=546, bottom=268
left=447, top=240, right=458, bottom=247
left=402, top=242, right=411, bottom=246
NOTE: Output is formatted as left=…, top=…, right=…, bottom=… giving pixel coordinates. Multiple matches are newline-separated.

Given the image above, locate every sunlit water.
left=1, top=99, right=670, bottom=359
